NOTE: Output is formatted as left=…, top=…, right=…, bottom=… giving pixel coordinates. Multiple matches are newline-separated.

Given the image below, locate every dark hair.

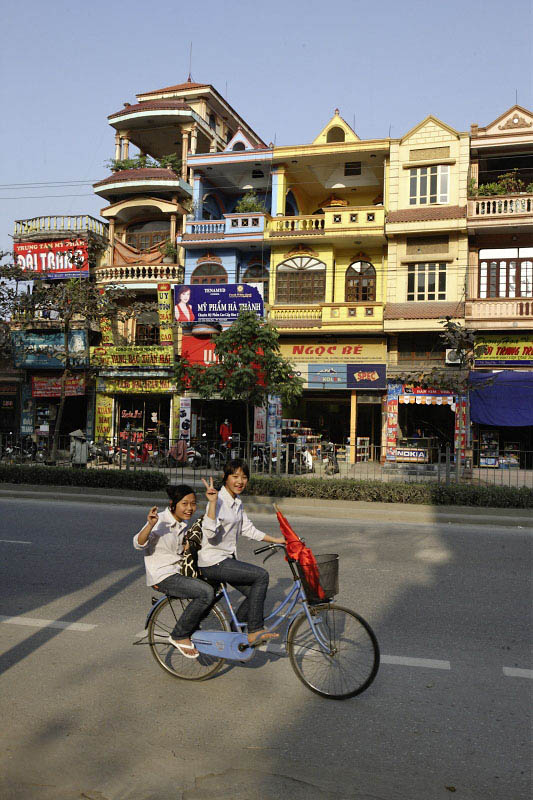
left=222, top=459, right=250, bottom=484
left=177, top=286, right=191, bottom=301
left=166, top=484, right=196, bottom=511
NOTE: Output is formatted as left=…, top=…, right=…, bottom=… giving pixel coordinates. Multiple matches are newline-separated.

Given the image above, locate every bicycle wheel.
left=287, top=604, right=379, bottom=700
left=148, top=597, right=229, bottom=681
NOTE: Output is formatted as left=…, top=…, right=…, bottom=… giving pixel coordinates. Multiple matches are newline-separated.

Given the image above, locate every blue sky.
left=1, top=0, right=531, bottom=251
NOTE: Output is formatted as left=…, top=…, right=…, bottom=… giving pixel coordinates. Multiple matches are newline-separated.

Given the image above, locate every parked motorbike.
left=322, top=441, right=340, bottom=475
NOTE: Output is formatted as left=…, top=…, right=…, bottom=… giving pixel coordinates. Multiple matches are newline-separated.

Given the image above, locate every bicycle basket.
left=297, top=553, right=339, bottom=603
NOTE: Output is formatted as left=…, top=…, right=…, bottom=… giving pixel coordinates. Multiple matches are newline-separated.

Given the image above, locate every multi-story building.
left=466, top=105, right=533, bottom=461
left=10, top=215, right=108, bottom=443
left=91, top=78, right=266, bottom=446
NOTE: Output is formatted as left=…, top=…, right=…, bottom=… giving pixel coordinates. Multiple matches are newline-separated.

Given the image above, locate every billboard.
left=11, top=330, right=89, bottom=368
left=174, top=283, right=263, bottom=324
left=14, top=239, right=89, bottom=278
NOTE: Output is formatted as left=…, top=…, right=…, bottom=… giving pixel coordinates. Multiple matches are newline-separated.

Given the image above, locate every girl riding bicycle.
left=200, top=459, right=285, bottom=646
left=133, top=484, right=213, bottom=659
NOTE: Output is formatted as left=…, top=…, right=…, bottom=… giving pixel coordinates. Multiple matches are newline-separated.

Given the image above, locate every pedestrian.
left=69, top=429, right=88, bottom=469
left=133, top=484, right=214, bottom=659
left=199, top=461, right=285, bottom=646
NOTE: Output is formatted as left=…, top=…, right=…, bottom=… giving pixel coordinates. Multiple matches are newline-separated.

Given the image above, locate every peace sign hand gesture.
left=201, top=477, right=218, bottom=505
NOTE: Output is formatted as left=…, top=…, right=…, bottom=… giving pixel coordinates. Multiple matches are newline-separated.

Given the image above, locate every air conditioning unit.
left=445, top=348, right=461, bottom=365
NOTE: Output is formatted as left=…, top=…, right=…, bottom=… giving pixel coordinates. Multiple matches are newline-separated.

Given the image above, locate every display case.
left=356, top=437, right=370, bottom=462
left=479, top=430, right=499, bottom=468
left=500, top=442, right=520, bottom=469
left=395, top=436, right=433, bottom=463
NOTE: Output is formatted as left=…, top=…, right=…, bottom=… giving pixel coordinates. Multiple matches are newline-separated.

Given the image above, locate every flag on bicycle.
left=275, top=508, right=325, bottom=600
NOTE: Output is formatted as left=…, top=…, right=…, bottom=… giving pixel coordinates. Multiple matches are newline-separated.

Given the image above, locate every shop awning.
left=469, top=371, right=533, bottom=426
left=399, top=394, right=454, bottom=405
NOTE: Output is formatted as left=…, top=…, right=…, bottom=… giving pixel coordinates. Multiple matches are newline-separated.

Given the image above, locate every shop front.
left=94, top=376, right=176, bottom=446
left=30, top=374, right=88, bottom=441
left=0, top=381, right=20, bottom=436
left=385, top=382, right=462, bottom=464
left=279, top=338, right=388, bottom=462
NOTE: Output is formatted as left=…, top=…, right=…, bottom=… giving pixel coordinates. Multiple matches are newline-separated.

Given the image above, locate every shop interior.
left=34, top=396, right=87, bottom=439
left=475, top=425, right=533, bottom=469
left=116, top=395, right=170, bottom=443
left=397, top=401, right=456, bottom=452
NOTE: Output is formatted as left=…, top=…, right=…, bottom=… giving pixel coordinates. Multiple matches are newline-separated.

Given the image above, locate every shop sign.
left=100, top=317, right=114, bottom=346
left=308, top=364, right=347, bottom=388
left=95, top=394, right=113, bottom=440
left=254, top=406, right=267, bottom=443
left=90, top=346, right=174, bottom=368
left=396, top=448, right=428, bottom=462
left=96, top=377, right=176, bottom=394
left=179, top=397, right=191, bottom=442
left=181, top=335, right=218, bottom=365
left=14, top=239, right=89, bottom=278
left=279, top=338, right=386, bottom=364
left=12, top=330, right=89, bottom=369
left=21, top=385, right=33, bottom=435
left=174, top=284, right=264, bottom=324
left=157, top=283, right=174, bottom=346
left=98, top=370, right=173, bottom=378
left=385, top=384, right=400, bottom=461
left=474, top=334, right=533, bottom=366
left=347, top=365, right=386, bottom=389
left=0, top=384, right=18, bottom=395
left=31, top=375, right=86, bottom=397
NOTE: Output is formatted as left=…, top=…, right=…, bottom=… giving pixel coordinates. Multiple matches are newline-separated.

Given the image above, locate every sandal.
left=167, top=636, right=199, bottom=659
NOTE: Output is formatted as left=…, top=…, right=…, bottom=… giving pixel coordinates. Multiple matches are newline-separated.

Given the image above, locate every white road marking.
left=503, top=667, right=533, bottom=679
left=0, top=615, right=96, bottom=631
left=0, top=539, right=32, bottom=544
left=381, top=655, right=451, bottom=670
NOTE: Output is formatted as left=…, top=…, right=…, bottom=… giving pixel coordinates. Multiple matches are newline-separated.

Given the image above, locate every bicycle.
left=144, top=542, right=380, bottom=700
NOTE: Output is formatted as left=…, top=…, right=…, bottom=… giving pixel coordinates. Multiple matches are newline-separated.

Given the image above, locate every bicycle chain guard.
left=191, top=630, right=255, bottom=662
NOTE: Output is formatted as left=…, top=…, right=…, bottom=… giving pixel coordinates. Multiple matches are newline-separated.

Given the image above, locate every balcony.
left=267, top=207, right=385, bottom=242
left=269, top=302, right=383, bottom=330
left=95, top=263, right=184, bottom=286
left=466, top=298, right=533, bottom=329
left=14, top=215, right=107, bottom=240
left=180, top=213, right=267, bottom=246
left=93, top=168, right=191, bottom=201
left=468, top=194, right=533, bottom=233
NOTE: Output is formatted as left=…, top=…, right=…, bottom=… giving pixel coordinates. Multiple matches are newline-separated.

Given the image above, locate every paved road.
left=0, top=497, right=531, bottom=800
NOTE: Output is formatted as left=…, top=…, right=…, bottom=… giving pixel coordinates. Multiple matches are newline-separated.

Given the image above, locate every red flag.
left=276, top=509, right=325, bottom=600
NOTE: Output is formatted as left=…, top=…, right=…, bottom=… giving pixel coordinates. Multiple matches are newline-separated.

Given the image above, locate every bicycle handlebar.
left=253, top=543, right=286, bottom=555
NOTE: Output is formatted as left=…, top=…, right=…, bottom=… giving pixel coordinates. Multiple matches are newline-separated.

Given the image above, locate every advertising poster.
left=95, top=394, right=113, bottom=440
left=253, top=406, right=267, bottom=443
left=99, top=317, right=114, bottom=346
left=12, top=330, right=89, bottom=369
left=14, top=239, right=89, bottom=278
left=385, top=382, right=402, bottom=461
left=454, top=398, right=467, bottom=460
left=157, top=283, right=174, bottom=346
left=179, top=397, right=191, bottom=442
left=20, top=384, right=34, bottom=435
left=346, top=364, right=387, bottom=390
left=267, top=394, right=282, bottom=444
left=308, top=364, right=347, bottom=389
left=174, top=283, right=264, bottom=324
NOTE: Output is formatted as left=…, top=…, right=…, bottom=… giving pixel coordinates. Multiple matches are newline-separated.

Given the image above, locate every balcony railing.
left=269, top=303, right=383, bottom=327
left=268, top=207, right=385, bottom=237
left=14, top=215, right=108, bottom=237
left=269, top=306, right=322, bottom=321
left=468, top=195, right=533, bottom=218
left=95, top=264, right=184, bottom=284
left=184, top=213, right=267, bottom=239
left=466, top=298, right=533, bottom=319
left=187, top=220, right=225, bottom=235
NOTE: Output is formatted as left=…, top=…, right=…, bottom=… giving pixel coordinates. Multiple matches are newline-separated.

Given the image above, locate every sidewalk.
left=1, top=482, right=531, bottom=528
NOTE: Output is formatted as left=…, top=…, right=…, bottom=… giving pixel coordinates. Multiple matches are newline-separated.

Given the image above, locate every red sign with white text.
left=32, top=375, right=86, bottom=397
left=181, top=335, right=218, bottom=365
left=14, top=239, right=89, bottom=278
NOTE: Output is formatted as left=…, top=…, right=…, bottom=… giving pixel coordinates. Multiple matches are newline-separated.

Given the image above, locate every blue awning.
left=469, top=371, right=533, bottom=426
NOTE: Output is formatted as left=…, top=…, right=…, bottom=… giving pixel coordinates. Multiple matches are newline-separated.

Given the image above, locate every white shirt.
left=198, top=485, right=265, bottom=568
left=133, top=507, right=191, bottom=586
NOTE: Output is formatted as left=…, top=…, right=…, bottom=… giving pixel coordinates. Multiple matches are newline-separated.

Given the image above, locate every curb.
left=0, top=483, right=532, bottom=528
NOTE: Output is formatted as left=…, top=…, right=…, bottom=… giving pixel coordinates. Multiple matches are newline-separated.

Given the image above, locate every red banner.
left=14, top=239, right=89, bottom=277
left=31, top=375, right=86, bottom=397
left=181, top=335, right=218, bottom=365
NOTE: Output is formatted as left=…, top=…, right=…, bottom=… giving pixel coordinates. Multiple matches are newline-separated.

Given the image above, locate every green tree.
left=175, top=310, right=304, bottom=446
left=234, top=191, right=267, bottom=213
left=1, top=255, right=154, bottom=462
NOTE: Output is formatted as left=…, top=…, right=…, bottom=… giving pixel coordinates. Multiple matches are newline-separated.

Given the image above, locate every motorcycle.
left=322, top=441, right=340, bottom=475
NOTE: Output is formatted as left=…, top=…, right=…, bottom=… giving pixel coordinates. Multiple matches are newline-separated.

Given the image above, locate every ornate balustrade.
left=95, top=264, right=184, bottom=284
left=268, top=207, right=385, bottom=237
left=468, top=195, right=533, bottom=218
left=270, top=216, right=326, bottom=235
left=14, top=215, right=107, bottom=237
left=186, top=220, right=225, bottom=235
left=269, top=306, right=322, bottom=320
left=466, top=298, right=533, bottom=319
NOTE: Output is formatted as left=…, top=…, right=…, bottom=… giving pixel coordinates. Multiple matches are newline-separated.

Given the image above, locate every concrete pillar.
left=122, top=133, right=130, bottom=159
left=181, top=131, right=189, bottom=180
left=108, top=217, right=116, bottom=264
left=170, top=213, right=177, bottom=243
left=190, top=125, right=198, bottom=155
left=349, top=391, right=357, bottom=464
left=468, top=247, right=479, bottom=299
left=192, top=174, right=203, bottom=219
left=114, top=132, right=121, bottom=161
left=380, top=393, right=388, bottom=464
left=271, top=165, right=287, bottom=216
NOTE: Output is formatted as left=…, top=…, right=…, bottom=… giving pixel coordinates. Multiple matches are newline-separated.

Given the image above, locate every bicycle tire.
left=148, top=597, right=229, bottom=681
left=287, top=604, right=379, bottom=700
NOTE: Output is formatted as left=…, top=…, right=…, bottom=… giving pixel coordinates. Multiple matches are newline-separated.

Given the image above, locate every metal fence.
left=2, top=432, right=533, bottom=489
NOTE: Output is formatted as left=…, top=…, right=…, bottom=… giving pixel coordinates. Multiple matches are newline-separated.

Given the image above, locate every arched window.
left=191, top=262, right=228, bottom=285
left=345, top=261, right=376, bottom=302
left=275, top=256, right=326, bottom=304
left=326, top=126, right=345, bottom=143
left=232, top=141, right=246, bottom=151
left=126, top=220, right=170, bottom=251
left=242, top=263, right=269, bottom=303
